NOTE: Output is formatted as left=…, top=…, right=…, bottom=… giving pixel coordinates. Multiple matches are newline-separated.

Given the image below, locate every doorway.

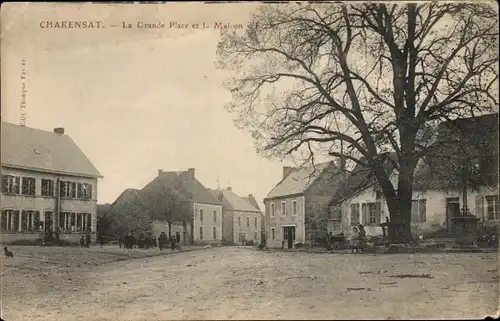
left=283, top=226, right=296, bottom=249
left=176, top=232, right=181, bottom=243
left=446, top=198, right=460, bottom=234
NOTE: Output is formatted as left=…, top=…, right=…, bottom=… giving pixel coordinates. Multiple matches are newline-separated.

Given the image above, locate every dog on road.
left=4, top=246, right=14, bottom=258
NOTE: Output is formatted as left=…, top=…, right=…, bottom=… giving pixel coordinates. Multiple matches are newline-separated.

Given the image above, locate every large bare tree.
left=216, top=2, right=498, bottom=242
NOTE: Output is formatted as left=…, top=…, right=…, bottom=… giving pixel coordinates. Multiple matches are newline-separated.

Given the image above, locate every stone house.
left=1, top=123, right=102, bottom=244
left=141, top=168, right=223, bottom=245
left=329, top=113, right=499, bottom=239
left=210, top=187, right=262, bottom=245
left=263, top=161, right=343, bottom=249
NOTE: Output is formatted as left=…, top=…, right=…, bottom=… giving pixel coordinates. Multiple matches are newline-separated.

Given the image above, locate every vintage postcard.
left=1, top=1, right=498, bottom=320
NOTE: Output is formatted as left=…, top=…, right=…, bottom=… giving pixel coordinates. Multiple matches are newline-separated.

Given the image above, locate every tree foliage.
left=216, top=2, right=498, bottom=242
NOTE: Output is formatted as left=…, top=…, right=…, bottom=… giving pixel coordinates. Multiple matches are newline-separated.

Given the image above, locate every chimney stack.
left=54, top=127, right=65, bottom=135
left=227, top=186, right=232, bottom=191
left=283, top=166, right=294, bottom=179
left=187, top=168, right=195, bottom=178
left=158, top=169, right=163, bottom=176
left=248, top=194, right=253, bottom=198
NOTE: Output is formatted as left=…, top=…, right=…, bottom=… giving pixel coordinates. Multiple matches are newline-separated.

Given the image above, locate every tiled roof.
left=141, top=170, right=221, bottom=205
left=209, top=188, right=260, bottom=212
left=414, top=113, right=499, bottom=190
left=1, top=122, right=102, bottom=178
left=265, top=161, right=337, bottom=200
left=330, top=113, right=499, bottom=204
left=243, top=196, right=261, bottom=210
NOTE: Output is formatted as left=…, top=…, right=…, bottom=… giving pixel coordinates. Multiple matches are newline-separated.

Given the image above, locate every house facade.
left=1, top=123, right=102, bottom=244
left=210, top=187, right=262, bottom=245
left=264, top=162, right=343, bottom=249
left=330, top=113, right=499, bottom=239
left=142, top=168, right=223, bottom=245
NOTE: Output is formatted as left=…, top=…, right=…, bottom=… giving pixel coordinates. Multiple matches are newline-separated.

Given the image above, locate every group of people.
left=117, top=231, right=179, bottom=251
left=349, top=224, right=367, bottom=253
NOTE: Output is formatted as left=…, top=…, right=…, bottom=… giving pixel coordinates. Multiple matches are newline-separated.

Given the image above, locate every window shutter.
left=375, top=202, right=381, bottom=225
left=15, top=177, right=20, bottom=194
left=35, top=211, right=40, bottom=229
left=1, top=175, right=7, bottom=193
left=361, top=203, right=367, bottom=225
left=475, top=196, right=484, bottom=221
left=21, top=210, right=27, bottom=231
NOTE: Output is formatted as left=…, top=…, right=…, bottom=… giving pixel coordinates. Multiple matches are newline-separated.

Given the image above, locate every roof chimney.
left=227, top=186, right=232, bottom=191
left=158, top=169, right=163, bottom=176
left=283, top=166, right=294, bottom=179
left=187, top=168, right=195, bottom=178
left=248, top=194, right=253, bottom=198
left=54, top=127, right=65, bottom=135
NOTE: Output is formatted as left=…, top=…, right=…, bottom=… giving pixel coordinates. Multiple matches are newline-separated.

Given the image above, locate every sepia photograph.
left=0, top=1, right=498, bottom=320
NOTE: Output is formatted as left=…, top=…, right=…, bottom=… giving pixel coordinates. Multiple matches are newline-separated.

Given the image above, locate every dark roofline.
left=264, top=192, right=304, bottom=202
left=265, top=161, right=336, bottom=199
left=1, top=163, right=104, bottom=179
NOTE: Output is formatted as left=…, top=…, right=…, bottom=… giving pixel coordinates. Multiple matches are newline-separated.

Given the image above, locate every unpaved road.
left=2, top=246, right=499, bottom=320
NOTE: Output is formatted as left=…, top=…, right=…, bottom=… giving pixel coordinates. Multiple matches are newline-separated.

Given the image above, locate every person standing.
left=358, top=224, right=367, bottom=253
left=349, top=226, right=360, bottom=253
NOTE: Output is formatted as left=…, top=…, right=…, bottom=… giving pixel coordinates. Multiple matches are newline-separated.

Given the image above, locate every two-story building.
left=210, top=187, right=262, bottom=245
left=1, top=123, right=102, bottom=244
left=264, top=161, right=343, bottom=249
left=141, top=168, right=223, bottom=245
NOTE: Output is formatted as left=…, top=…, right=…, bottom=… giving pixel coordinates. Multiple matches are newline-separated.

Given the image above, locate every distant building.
left=210, top=187, right=262, bottom=245
left=264, top=161, right=343, bottom=249
left=1, top=123, right=102, bottom=244
left=141, top=168, right=223, bottom=245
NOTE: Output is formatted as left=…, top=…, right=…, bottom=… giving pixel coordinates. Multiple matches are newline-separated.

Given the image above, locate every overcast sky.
left=1, top=2, right=290, bottom=208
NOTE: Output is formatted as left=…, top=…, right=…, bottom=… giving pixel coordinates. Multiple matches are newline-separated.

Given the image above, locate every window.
left=486, top=195, right=499, bottom=220
left=292, top=200, right=297, bottom=216
left=411, top=199, right=427, bottom=222
left=270, top=203, right=275, bottom=217
left=199, top=226, right=204, bottom=240
left=271, top=227, right=275, bottom=240
left=350, top=204, right=360, bottom=226
left=21, top=177, right=36, bottom=195
left=60, top=181, right=76, bottom=198
left=254, top=231, right=257, bottom=240
left=59, top=212, right=72, bottom=232
left=281, top=202, right=286, bottom=216
left=247, top=217, right=250, bottom=227
left=41, top=179, right=54, bottom=197
left=200, top=209, right=204, bottom=222
left=213, top=210, right=217, bottom=223
left=213, top=226, right=217, bottom=239
left=254, top=217, right=257, bottom=228
left=77, top=183, right=92, bottom=200
left=21, top=210, right=40, bottom=231
left=1, top=210, right=20, bottom=231
left=363, top=202, right=381, bottom=225
left=2, top=175, right=20, bottom=194
left=238, top=216, right=241, bottom=227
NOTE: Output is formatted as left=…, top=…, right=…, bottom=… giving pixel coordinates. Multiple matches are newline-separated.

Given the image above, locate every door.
left=446, top=198, right=460, bottom=233
left=176, top=232, right=181, bottom=243
left=239, top=233, right=246, bottom=245
left=283, top=226, right=296, bottom=249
